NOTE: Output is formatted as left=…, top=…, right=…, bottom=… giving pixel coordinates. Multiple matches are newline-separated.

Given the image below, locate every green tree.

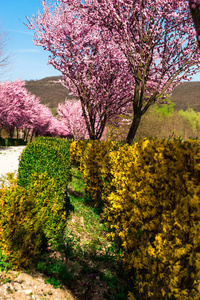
left=153, top=97, right=175, bottom=118
left=178, top=108, right=200, bottom=132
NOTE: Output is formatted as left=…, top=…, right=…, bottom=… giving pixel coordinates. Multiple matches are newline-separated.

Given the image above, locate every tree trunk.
left=125, top=114, right=142, bottom=145
left=189, top=2, right=200, bottom=49
left=9, top=126, right=14, bottom=139
left=23, top=129, right=26, bottom=140
left=23, top=129, right=30, bottom=142
left=30, top=130, right=35, bottom=143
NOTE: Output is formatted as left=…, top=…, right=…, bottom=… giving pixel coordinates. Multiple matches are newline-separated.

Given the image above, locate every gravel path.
left=0, top=146, right=26, bottom=178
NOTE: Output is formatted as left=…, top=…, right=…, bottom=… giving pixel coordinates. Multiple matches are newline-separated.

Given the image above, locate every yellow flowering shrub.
left=104, top=138, right=200, bottom=299
left=0, top=172, right=67, bottom=269
left=69, top=141, right=77, bottom=165
left=70, top=140, right=90, bottom=166
left=79, top=140, right=120, bottom=207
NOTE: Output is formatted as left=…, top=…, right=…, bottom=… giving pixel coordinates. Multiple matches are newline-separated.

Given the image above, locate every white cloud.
left=8, top=29, right=33, bottom=35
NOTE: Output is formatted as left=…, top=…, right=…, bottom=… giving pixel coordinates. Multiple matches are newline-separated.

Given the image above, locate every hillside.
left=171, top=81, right=200, bottom=111
left=25, top=76, right=200, bottom=112
left=25, top=76, right=78, bottom=110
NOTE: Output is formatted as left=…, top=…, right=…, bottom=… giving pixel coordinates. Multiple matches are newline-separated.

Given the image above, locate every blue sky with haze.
left=0, top=0, right=61, bottom=82
left=0, top=0, right=200, bottom=82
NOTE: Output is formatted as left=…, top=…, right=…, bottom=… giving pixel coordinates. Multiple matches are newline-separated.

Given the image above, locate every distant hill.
left=25, top=76, right=200, bottom=113
left=171, top=81, right=200, bottom=111
left=25, top=76, right=78, bottom=110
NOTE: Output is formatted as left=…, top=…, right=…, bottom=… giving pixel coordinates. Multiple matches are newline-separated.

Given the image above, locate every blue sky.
left=0, top=0, right=61, bottom=82
left=0, top=0, right=200, bottom=82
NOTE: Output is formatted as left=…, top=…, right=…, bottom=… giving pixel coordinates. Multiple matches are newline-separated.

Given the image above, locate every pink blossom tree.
left=0, top=79, right=68, bottom=141
left=58, top=98, right=110, bottom=140
left=58, top=99, right=89, bottom=140
left=46, top=116, right=72, bottom=139
left=31, top=102, right=56, bottom=138
left=0, top=79, right=36, bottom=138
left=60, top=0, right=200, bottom=144
left=26, top=0, right=134, bottom=141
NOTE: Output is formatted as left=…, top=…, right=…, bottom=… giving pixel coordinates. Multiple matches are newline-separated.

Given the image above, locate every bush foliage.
left=0, top=172, right=67, bottom=268
left=78, top=140, right=120, bottom=208
left=0, top=137, right=27, bottom=147
left=103, top=138, right=200, bottom=299
left=69, top=140, right=90, bottom=166
left=17, top=136, right=72, bottom=190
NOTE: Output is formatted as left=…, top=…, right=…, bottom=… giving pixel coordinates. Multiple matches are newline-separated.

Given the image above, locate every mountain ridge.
left=171, top=81, right=200, bottom=111
left=24, top=76, right=200, bottom=112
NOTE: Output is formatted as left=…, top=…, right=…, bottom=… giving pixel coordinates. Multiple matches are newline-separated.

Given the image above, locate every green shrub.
left=0, top=137, right=26, bottom=147
left=0, top=172, right=67, bottom=268
left=18, top=136, right=72, bottom=190
left=153, top=98, right=174, bottom=117
left=178, top=108, right=200, bottom=132
left=15, top=138, right=27, bottom=146
left=0, top=137, right=5, bottom=146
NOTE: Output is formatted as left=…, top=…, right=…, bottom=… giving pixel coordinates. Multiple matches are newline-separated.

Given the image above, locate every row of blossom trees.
left=0, top=79, right=98, bottom=141
left=1, top=1, right=200, bottom=144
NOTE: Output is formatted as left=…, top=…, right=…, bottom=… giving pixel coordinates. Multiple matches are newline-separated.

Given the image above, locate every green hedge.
left=0, top=172, right=68, bottom=268
left=0, top=137, right=27, bottom=147
left=17, top=136, right=72, bottom=190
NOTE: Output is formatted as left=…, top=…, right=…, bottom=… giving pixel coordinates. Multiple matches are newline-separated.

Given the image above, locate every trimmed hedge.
left=79, top=140, right=120, bottom=208
left=0, top=172, right=67, bottom=268
left=17, top=136, right=72, bottom=190
left=104, top=138, right=200, bottom=299
left=70, top=140, right=90, bottom=166
left=0, top=137, right=27, bottom=147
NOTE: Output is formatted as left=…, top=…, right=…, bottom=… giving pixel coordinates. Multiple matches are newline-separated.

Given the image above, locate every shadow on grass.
left=67, top=187, right=84, bottom=200
left=0, top=165, right=139, bottom=299
left=35, top=243, right=138, bottom=300
left=48, top=170, right=138, bottom=299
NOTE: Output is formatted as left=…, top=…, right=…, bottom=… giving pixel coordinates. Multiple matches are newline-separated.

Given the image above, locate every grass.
left=0, top=249, right=12, bottom=272
left=34, top=165, right=136, bottom=299
left=0, top=165, right=137, bottom=300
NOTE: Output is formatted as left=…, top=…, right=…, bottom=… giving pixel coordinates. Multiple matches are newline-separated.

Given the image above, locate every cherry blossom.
left=26, top=0, right=133, bottom=140
left=59, top=0, right=200, bottom=144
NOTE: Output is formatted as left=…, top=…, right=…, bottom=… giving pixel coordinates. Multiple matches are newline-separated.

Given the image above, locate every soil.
left=0, top=269, right=107, bottom=300
left=0, top=270, right=76, bottom=300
